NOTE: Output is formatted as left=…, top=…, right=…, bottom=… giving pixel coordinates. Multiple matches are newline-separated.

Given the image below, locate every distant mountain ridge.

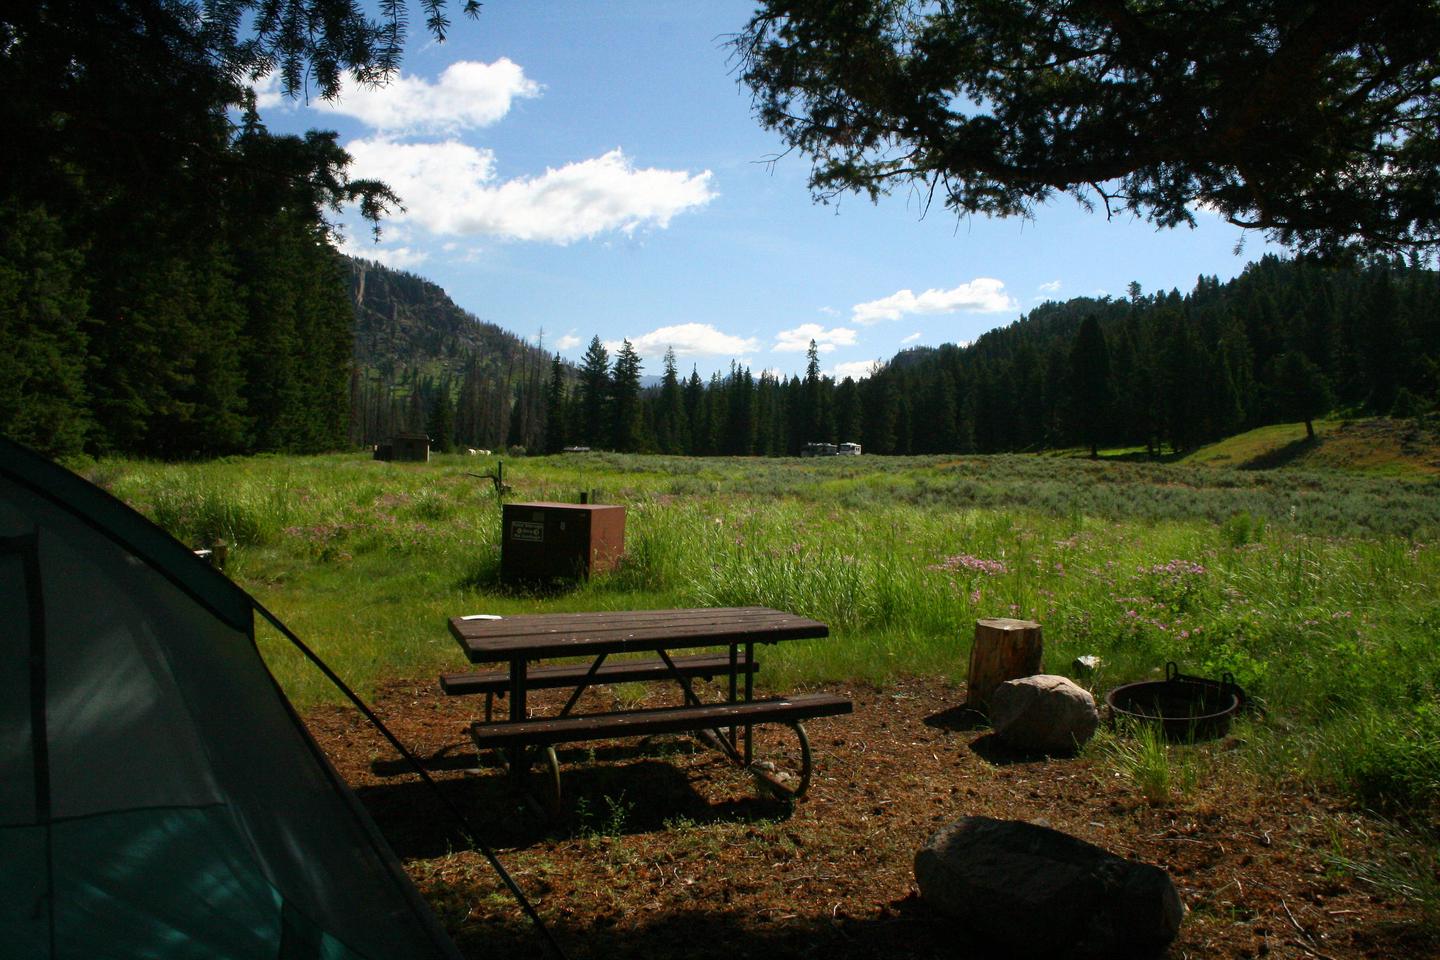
left=345, top=256, right=569, bottom=451
left=346, top=256, right=555, bottom=372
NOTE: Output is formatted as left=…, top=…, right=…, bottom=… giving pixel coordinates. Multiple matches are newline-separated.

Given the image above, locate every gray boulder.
left=914, top=817, right=1183, bottom=958
left=990, top=674, right=1098, bottom=753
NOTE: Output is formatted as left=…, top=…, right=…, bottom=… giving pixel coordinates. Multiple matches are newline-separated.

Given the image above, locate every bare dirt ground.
left=306, top=676, right=1438, bottom=960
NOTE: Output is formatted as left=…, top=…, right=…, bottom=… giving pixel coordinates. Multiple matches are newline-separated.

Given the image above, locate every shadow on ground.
left=443, top=899, right=957, bottom=960
left=920, top=705, right=988, bottom=733
left=967, top=732, right=1079, bottom=767
left=358, top=737, right=796, bottom=856
left=1240, top=435, right=1319, bottom=470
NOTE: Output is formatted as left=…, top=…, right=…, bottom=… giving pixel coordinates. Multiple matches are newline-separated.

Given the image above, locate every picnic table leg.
left=744, top=642, right=754, bottom=766
left=746, top=721, right=814, bottom=801
left=508, top=655, right=528, bottom=777
left=728, top=645, right=738, bottom=749
left=538, top=745, right=562, bottom=814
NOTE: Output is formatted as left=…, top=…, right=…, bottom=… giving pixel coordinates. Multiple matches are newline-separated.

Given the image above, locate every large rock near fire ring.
left=990, top=674, right=1098, bottom=753
left=914, top=817, right=1182, bottom=958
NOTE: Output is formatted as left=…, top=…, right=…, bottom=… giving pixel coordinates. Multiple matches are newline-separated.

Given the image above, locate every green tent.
left=1, top=437, right=463, bottom=959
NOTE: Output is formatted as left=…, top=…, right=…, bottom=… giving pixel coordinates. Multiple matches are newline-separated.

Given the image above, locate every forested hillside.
left=866, top=255, right=1440, bottom=456
left=540, top=256, right=1440, bottom=458
left=346, top=258, right=563, bottom=453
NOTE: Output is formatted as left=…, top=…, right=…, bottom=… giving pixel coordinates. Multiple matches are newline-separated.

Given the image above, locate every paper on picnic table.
left=460, top=614, right=504, bottom=620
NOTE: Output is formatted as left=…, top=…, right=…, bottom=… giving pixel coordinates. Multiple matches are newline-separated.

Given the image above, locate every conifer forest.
left=3, top=3, right=1439, bottom=462
left=353, top=255, right=1440, bottom=460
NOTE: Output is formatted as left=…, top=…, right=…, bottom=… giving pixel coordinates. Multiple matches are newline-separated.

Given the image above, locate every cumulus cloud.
left=323, top=59, right=540, bottom=133
left=556, top=333, right=582, bottom=350
left=773, top=323, right=857, bottom=353
left=851, top=278, right=1017, bottom=325
left=609, top=323, right=759, bottom=358
left=337, top=237, right=429, bottom=269
left=830, top=360, right=881, bottom=381
left=1039, top=280, right=1062, bottom=293
left=345, top=140, right=716, bottom=243
left=901, top=331, right=921, bottom=344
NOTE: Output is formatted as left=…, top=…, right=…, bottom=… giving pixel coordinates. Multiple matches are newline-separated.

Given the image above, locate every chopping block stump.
left=966, top=618, right=1043, bottom=712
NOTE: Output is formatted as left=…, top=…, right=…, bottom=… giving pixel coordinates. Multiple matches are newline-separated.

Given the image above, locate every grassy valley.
left=89, top=440, right=1440, bottom=820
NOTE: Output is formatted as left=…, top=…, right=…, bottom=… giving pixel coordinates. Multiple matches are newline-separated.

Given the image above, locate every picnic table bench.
left=445, top=606, right=852, bottom=805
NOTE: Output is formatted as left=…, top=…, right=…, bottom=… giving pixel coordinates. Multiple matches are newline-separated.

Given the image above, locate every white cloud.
left=851, top=278, right=1017, bottom=324
left=345, top=140, right=715, bottom=243
left=1039, top=280, right=1062, bottom=293
left=772, top=323, right=857, bottom=353
left=901, top=331, right=921, bottom=344
left=608, top=323, right=759, bottom=359
left=250, top=72, right=285, bottom=110
left=818, top=306, right=839, bottom=317
left=337, top=237, right=429, bottom=270
left=829, top=360, right=882, bottom=381
left=309, top=60, right=540, bottom=134
left=556, top=333, right=582, bottom=350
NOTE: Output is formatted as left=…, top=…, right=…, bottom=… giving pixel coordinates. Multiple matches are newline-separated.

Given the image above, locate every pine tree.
left=578, top=336, right=611, bottom=447
left=426, top=387, right=455, bottom=452
left=610, top=339, right=644, bottom=452
left=1271, top=351, right=1333, bottom=439
left=543, top=353, right=568, bottom=453
left=1068, top=315, right=1113, bottom=458
left=835, top=376, right=864, bottom=448
left=0, top=203, right=92, bottom=457
left=1161, top=316, right=1207, bottom=453
left=864, top=374, right=900, bottom=454
left=683, top=367, right=705, bottom=455
left=655, top=347, right=686, bottom=454
left=802, top=340, right=825, bottom=442
left=725, top=364, right=756, bottom=455
left=1361, top=269, right=1402, bottom=413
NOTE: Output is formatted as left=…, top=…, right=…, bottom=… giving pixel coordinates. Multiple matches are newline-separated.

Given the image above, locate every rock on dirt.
left=990, top=674, right=1099, bottom=753
left=914, top=816, right=1182, bottom=959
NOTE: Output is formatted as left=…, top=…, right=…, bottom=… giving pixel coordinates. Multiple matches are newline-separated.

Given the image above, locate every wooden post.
left=966, top=618, right=1043, bottom=712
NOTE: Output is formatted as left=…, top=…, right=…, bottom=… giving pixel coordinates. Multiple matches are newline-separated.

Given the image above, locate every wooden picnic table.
left=445, top=606, right=851, bottom=805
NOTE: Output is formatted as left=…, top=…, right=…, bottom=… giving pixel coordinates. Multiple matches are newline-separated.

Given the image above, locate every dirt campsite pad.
left=306, top=677, right=1436, bottom=960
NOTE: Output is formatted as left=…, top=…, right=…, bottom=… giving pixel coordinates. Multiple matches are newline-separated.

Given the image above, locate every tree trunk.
left=966, top=618, right=1044, bottom=711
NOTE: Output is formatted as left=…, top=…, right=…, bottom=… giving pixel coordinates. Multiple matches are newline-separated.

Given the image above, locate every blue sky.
left=256, top=1, right=1279, bottom=381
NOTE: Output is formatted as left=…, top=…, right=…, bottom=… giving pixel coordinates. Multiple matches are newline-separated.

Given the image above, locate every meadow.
left=88, top=447, right=1440, bottom=833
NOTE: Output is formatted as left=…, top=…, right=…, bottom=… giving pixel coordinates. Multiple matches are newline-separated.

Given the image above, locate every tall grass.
left=1101, top=720, right=1200, bottom=805
left=89, top=450, right=1440, bottom=826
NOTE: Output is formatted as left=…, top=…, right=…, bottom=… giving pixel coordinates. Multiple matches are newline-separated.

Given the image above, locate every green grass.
left=1099, top=720, right=1200, bottom=805
left=1180, top=416, right=1440, bottom=478
left=1181, top=420, right=1337, bottom=468
left=88, top=450, right=1440, bottom=827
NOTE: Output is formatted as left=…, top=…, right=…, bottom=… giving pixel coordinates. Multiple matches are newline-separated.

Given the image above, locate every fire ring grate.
left=1105, top=662, right=1245, bottom=741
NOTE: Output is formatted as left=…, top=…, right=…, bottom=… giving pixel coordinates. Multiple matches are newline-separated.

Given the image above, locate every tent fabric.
left=1, top=438, right=462, bottom=960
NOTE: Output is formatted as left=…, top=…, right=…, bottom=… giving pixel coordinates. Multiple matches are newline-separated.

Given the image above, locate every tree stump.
left=966, top=618, right=1043, bottom=712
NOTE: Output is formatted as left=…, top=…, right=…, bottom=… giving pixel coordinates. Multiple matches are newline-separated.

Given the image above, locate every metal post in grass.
left=966, top=618, right=1043, bottom=712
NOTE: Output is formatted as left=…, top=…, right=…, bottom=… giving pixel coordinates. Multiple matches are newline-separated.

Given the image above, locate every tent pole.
left=251, top=601, right=568, bottom=960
